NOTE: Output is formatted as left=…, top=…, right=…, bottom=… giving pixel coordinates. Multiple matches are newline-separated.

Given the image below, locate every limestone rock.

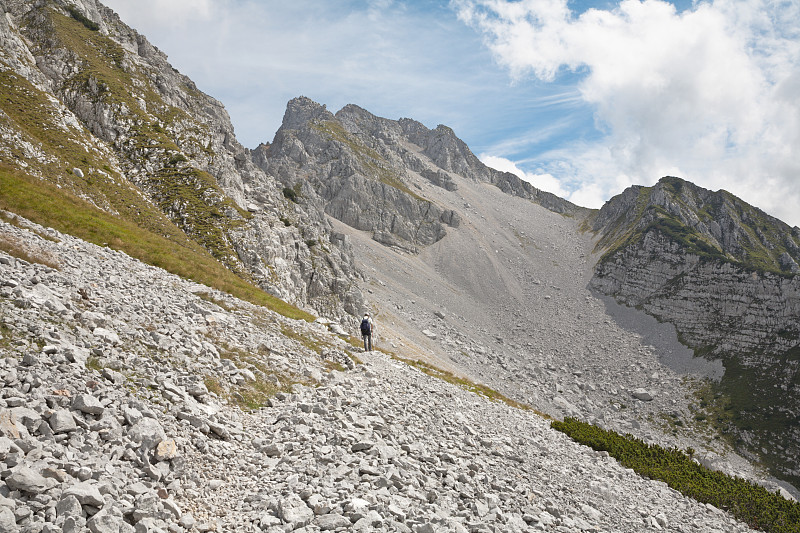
left=48, top=410, right=78, bottom=434
left=0, top=507, right=17, bottom=533
left=63, top=482, right=105, bottom=508
left=128, top=418, right=167, bottom=451
left=277, top=495, right=313, bottom=527
left=632, top=388, right=654, bottom=402
left=154, top=438, right=179, bottom=461
left=6, top=466, right=51, bottom=494
left=73, top=394, right=105, bottom=415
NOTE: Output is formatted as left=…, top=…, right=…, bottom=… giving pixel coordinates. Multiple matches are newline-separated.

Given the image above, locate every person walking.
left=360, top=312, right=374, bottom=352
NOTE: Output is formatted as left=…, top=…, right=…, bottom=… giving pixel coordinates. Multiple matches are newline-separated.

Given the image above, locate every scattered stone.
left=632, top=388, right=654, bottom=402
left=49, top=409, right=78, bottom=433
left=128, top=418, right=167, bottom=450
left=154, top=439, right=178, bottom=461
left=6, top=466, right=51, bottom=494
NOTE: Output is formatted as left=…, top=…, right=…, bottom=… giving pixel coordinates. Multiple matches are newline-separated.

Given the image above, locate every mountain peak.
left=280, top=96, right=335, bottom=131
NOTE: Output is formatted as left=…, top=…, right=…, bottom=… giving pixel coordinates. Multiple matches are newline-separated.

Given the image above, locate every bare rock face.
left=253, top=97, right=575, bottom=252
left=253, top=98, right=453, bottom=252
left=591, top=176, right=800, bottom=358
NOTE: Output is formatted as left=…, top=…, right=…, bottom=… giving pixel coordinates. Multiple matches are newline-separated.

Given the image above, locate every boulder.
left=0, top=506, right=16, bottom=533
left=92, top=327, right=120, bottom=346
left=277, top=495, right=313, bottom=527
left=632, top=388, right=654, bottom=402
left=6, top=466, right=51, bottom=494
left=128, top=418, right=167, bottom=451
left=73, top=394, right=105, bottom=415
left=49, top=410, right=78, bottom=434
left=154, top=439, right=179, bottom=461
left=63, top=481, right=105, bottom=508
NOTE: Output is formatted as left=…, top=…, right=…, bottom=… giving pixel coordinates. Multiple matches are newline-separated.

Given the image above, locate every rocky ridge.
left=0, top=212, right=760, bottom=533
left=590, top=176, right=800, bottom=357
left=252, top=98, right=580, bottom=254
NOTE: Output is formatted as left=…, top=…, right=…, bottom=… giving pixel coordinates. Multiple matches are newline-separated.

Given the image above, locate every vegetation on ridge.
left=594, top=177, right=800, bottom=275
left=553, top=417, right=800, bottom=533
left=1, top=8, right=311, bottom=320
left=389, top=353, right=542, bottom=413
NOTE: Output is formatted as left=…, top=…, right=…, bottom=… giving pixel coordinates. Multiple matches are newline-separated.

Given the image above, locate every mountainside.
left=0, top=0, right=362, bottom=319
left=589, top=176, right=800, bottom=486
left=2, top=0, right=800, bottom=531
left=0, top=215, right=763, bottom=533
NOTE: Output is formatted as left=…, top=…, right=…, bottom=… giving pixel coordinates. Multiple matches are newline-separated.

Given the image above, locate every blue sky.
left=101, top=0, right=800, bottom=227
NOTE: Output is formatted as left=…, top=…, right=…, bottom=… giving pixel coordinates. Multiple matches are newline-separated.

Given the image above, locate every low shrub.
left=552, top=417, right=800, bottom=532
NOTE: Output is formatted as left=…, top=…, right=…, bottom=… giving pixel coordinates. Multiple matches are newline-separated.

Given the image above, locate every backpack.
left=360, top=318, right=371, bottom=335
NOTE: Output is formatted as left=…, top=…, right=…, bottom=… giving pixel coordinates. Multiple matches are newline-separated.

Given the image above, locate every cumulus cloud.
left=481, top=155, right=571, bottom=199
left=455, top=0, right=800, bottom=226
left=105, top=0, right=215, bottom=29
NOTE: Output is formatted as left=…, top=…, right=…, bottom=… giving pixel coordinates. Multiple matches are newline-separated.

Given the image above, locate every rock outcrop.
left=590, top=176, right=800, bottom=358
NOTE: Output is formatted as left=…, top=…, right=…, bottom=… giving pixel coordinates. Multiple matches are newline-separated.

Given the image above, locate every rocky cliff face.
left=590, top=176, right=800, bottom=484
left=252, top=97, right=581, bottom=253
left=0, top=0, right=363, bottom=319
left=590, top=176, right=800, bottom=357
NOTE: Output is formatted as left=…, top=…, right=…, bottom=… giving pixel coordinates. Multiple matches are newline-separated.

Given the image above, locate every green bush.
left=552, top=418, right=800, bottom=532
left=283, top=186, right=299, bottom=203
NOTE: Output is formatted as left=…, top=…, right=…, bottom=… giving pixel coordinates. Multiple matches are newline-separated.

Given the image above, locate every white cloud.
left=104, top=0, right=215, bottom=30
left=481, top=154, right=571, bottom=198
left=455, top=0, right=800, bottom=226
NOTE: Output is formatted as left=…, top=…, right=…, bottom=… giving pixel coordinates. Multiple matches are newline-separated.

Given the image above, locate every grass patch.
left=203, top=375, right=224, bottom=397
left=0, top=321, right=14, bottom=349
left=390, top=353, right=541, bottom=413
left=553, top=417, right=800, bottom=533
left=0, top=232, right=60, bottom=269
left=147, top=167, right=251, bottom=270
left=195, top=291, right=236, bottom=313
left=323, top=359, right=347, bottom=372
left=0, top=168, right=314, bottom=321
left=207, top=338, right=315, bottom=411
left=86, top=356, right=103, bottom=372
left=280, top=325, right=329, bottom=355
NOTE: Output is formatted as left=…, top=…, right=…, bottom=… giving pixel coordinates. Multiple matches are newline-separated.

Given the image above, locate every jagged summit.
left=254, top=95, right=581, bottom=253
left=593, top=176, right=800, bottom=273
left=280, top=96, right=336, bottom=131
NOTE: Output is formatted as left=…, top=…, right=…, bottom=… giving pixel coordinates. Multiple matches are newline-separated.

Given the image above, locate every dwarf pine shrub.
left=552, top=417, right=800, bottom=532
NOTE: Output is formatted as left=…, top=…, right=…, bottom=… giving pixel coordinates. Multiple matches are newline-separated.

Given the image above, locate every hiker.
left=360, top=312, right=374, bottom=352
